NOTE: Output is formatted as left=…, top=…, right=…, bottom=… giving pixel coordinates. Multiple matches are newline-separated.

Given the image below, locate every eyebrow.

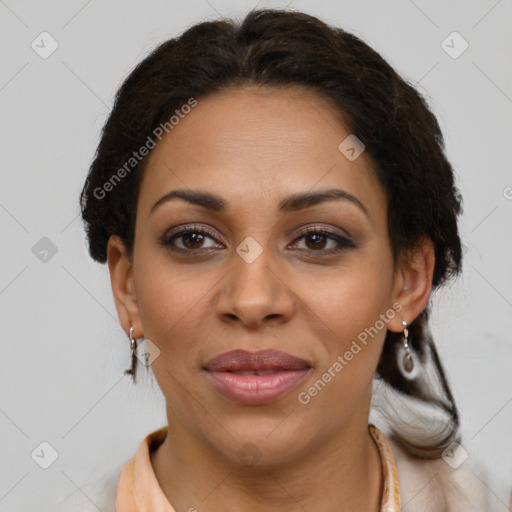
left=149, top=188, right=370, bottom=219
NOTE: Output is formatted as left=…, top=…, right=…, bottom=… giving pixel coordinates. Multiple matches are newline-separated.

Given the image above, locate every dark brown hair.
left=80, top=8, right=464, bottom=458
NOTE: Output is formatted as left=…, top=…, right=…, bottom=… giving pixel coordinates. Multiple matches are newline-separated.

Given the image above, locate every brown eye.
left=291, top=227, right=355, bottom=254
left=303, top=233, right=330, bottom=250
left=160, top=225, right=222, bottom=252
left=180, top=232, right=208, bottom=249
left=160, top=225, right=356, bottom=256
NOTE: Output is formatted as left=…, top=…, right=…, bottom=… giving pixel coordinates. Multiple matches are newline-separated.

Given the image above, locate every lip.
left=204, top=349, right=312, bottom=404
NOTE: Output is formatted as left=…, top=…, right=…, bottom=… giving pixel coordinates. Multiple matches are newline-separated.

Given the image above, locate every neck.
left=150, top=411, right=383, bottom=512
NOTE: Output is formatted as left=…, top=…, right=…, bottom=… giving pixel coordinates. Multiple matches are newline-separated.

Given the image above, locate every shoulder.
left=56, top=426, right=167, bottom=511
left=388, top=437, right=504, bottom=512
left=56, top=463, right=124, bottom=512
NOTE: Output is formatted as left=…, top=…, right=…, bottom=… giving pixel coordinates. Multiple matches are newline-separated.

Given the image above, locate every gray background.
left=1, top=0, right=511, bottom=510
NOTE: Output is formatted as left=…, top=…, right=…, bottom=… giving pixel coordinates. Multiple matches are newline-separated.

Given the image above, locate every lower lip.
left=206, top=369, right=311, bottom=404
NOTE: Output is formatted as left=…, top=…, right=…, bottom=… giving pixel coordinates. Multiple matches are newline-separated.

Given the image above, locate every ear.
left=106, top=235, right=143, bottom=338
left=387, top=236, right=435, bottom=333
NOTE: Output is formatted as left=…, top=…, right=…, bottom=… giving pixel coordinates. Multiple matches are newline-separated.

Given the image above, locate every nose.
left=215, top=244, right=294, bottom=330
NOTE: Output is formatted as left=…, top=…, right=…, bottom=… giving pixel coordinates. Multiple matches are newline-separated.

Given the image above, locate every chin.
left=208, top=415, right=312, bottom=467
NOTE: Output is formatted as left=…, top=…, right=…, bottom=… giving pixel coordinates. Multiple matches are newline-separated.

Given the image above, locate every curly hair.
left=80, top=8, right=464, bottom=458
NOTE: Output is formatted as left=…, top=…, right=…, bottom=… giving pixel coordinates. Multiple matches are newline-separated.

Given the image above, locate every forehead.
left=137, top=85, right=386, bottom=223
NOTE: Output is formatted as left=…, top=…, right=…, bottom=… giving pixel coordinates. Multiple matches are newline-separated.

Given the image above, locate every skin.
left=107, top=85, right=435, bottom=512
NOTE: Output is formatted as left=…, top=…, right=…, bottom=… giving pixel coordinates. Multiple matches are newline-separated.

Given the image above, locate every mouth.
left=203, top=349, right=312, bottom=404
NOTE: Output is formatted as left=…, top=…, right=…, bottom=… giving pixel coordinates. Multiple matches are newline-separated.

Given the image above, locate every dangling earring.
left=124, top=326, right=137, bottom=381
left=401, top=320, right=414, bottom=372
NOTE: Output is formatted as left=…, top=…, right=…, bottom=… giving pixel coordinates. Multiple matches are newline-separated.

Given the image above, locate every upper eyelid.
left=162, top=224, right=353, bottom=246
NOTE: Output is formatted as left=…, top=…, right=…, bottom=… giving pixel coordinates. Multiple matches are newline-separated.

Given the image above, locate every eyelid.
left=160, top=223, right=223, bottom=246
left=290, top=225, right=356, bottom=251
left=162, top=223, right=351, bottom=241
left=160, top=222, right=355, bottom=254
left=293, top=223, right=352, bottom=240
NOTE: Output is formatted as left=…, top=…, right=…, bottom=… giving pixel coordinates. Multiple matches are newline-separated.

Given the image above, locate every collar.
left=369, top=424, right=401, bottom=511
left=116, top=424, right=400, bottom=511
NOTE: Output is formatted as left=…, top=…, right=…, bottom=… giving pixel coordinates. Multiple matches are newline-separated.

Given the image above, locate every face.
left=109, top=85, right=427, bottom=466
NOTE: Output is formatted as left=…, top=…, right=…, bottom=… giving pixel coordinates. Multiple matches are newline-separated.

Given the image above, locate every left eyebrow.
left=277, top=188, right=369, bottom=219
left=149, top=188, right=370, bottom=220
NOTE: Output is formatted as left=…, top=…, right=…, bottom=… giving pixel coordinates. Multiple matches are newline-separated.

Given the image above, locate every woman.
left=59, top=8, right=502, bottom=511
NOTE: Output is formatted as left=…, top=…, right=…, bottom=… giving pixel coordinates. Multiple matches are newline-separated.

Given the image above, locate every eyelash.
left=160, top=224, right=356, bottom=256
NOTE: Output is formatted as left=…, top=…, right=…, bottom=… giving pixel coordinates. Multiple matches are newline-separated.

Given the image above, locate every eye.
left=160, top=224, right=355, bottom=255
left=290, top=226, right=355, bottom=254
left=160, top=224, right=223, bottom=252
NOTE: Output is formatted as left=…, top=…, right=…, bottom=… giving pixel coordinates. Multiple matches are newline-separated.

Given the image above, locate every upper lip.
left=204, top=349, right=311, bottom=372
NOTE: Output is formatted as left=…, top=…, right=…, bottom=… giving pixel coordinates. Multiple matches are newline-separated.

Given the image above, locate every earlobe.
left=106, top=235, right=143, bottom=337
left=388, top=237, right=435, bottom=333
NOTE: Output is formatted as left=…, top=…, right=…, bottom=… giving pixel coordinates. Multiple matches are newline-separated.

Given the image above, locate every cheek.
left=295, top=294, right=388, bottom=432
left=132, top=266, right=204, bottom=398
left=134, top=262, right=206, bottom=413
left=134, top=253, right=209, bottom=340
left=300, top=250, right=394, bottom=348
left=295, top=250, right=394, bottom=402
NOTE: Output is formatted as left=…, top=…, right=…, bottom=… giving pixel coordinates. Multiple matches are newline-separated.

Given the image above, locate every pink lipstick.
left=204, top=349, right=311, bottom=404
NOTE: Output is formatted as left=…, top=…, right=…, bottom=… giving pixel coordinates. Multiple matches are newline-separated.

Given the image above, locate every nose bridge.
left=232, top=235, right=277, bottom=300
left=217, top=234, right=292, bottom=326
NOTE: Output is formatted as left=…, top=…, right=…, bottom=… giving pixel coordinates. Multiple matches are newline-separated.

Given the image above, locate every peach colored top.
left=115, top=423, right=400, bottom=511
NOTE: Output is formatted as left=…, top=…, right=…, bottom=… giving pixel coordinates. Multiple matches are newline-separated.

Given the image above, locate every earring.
left=401, top=320, right=414, bottom=372
left=124, top=326, right=137, bottom=380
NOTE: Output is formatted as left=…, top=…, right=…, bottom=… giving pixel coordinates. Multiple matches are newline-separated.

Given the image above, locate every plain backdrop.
left=1, top=0, right=511, bottom=510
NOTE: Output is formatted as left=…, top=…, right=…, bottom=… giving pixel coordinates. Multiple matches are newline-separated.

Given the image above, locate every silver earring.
left=124, top=326, right=137, bottom=380
left=401, top=320, right=414, bottom=372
